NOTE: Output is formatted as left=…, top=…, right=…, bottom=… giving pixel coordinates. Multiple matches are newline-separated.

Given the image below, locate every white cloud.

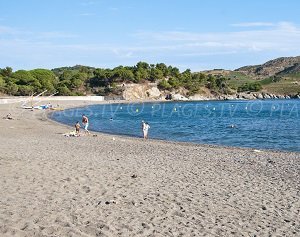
left=79, top=13, right=95, bottom=16
left=231, top=22, right=274, bottom=27
left=0, top=25, right=78, bottom=40
left=0, top=25, right=26, bottom=35
left=133, top=22, right=300, bottom=53
left=38, top=32, right=78, bottom=39
left=277, top=21, right=298, bottom=32
left=1, top=22, right=300, bottom=71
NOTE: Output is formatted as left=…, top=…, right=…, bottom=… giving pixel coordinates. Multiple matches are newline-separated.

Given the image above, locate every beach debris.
left=105, top=200, right=117, bottom=205
left=253, top=149, right=262, bottom=153
left=20, top=222, right=29, bottom=231
left=141, top=223, right=150, bottom=229
left=267, top=158, right=276, bottom=165
left=112, top=137, right=115, bottom=141
left=131, top=174, right=138, bottom=178
left=97, top=200, right=117, bottom=206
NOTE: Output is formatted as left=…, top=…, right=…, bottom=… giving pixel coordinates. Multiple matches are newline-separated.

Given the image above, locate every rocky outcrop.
left=121, top=83, right=299, bottom=101
left=171, top=93, right=189, bottom=101
left=146, top=87, right=161, bottom=98
left=189, top=94, right=216, bottom=101
left=122, top=83, right=161, bottom=100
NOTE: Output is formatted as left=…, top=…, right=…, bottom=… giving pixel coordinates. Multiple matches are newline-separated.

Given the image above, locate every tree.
left=5, top=82, right=18, bottom=95
left=238, top=82, right=262, bottom=92
left=57, top=85, right=72, bottom=95
left=158, top=79, right=171, bottom=90
left=114, top=68, right=134, bottom=82
left=206, top=75, right=217, bottom=90
left=12, top=70, right=36, bottom=85
left=216, top=77, right=227, bottom=89
left=156, top=63, right=168, bottom=76
left=169, top=66, right=180, bottom=77
left=179, top=69, right=192, bottom=86
left=168, top=77, right=180, bottom=89
left=192, top=73, right=206, bottom=83
left=31, top=69, right=58, bottom=93
left=70, top=72, right=88, bottom=89
left=135, top=69, right=148, bottom=82
left=0, top=67, right=13, bottom=77
left=18, top=85, right=34, bottom=96
left=11, top=70, right=43, bottom=94
left=149, top=68, right=164, bottom=82
left=60, top=70, right=73, bottom=81
left=136, top=61, right=149, bottom=70
left=0, top=76, right=6, bottom=92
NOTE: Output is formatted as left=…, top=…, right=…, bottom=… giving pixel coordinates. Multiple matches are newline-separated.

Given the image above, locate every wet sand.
left=0, top=100, right=299, bottom=236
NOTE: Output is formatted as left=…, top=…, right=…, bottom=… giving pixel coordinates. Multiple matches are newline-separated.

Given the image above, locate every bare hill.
left=235, top=56, right=300, bottom=79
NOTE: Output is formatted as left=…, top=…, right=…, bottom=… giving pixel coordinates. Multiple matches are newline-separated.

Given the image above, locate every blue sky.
left=1, top=0, right=300, bottom=72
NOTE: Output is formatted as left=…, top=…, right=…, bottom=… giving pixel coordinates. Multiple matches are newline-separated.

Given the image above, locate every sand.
left=0, top=100, right=299, bottom=237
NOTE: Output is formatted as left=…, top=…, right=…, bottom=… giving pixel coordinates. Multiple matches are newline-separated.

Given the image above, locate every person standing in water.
left=82, top=114, right=90, bottom=134
left=141, top=120, right=150, bottom=140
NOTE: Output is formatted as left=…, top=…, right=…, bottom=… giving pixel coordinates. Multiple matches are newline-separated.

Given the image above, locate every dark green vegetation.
left=0, top=63, right=234, bottom=96
left=1, top=56, right=300, bottom=97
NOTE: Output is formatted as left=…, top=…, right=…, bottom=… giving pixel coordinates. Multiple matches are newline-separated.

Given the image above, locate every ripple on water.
left=51, top=100, right=300, bottom=152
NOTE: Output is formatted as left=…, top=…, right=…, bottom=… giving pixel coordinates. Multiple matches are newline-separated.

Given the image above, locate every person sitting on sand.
left=141, top=120, right=150, bottom=140
left=82, top=114, right=90, bottom=134
left=75, top=121, right=81, bottom=135
left=2, top=113, right=13, bottom=120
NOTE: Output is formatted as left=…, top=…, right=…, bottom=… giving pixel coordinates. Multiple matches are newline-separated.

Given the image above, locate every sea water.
left=50, top=100, right=300, bottom=152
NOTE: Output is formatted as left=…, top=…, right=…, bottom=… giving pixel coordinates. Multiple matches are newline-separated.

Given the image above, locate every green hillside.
left=1, top=56, right=300, bottom=98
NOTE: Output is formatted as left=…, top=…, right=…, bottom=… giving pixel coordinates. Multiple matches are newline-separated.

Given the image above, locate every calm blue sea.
left=50, top=100, right=300, bottom=152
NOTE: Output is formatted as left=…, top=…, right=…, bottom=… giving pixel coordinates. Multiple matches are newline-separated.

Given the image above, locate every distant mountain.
left=235, top=56, right=300, bottom=79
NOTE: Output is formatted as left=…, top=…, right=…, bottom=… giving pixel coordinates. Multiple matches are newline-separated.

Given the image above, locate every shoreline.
left=48, top=99, right=299, bottom=154
left=1, top=100, right=300, bottom=236
left=49, top=115, right=300, bottom=155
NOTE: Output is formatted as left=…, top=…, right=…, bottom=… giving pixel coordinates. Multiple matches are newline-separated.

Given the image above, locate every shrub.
left=238, top=82, right=262, bottom=92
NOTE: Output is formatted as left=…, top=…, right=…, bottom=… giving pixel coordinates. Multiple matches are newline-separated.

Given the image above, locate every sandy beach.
left=0, top=100, right=299, bottom=237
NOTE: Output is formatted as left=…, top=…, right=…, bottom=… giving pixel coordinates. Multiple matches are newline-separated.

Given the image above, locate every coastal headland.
left=0, top=99, right=299, bottom=236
